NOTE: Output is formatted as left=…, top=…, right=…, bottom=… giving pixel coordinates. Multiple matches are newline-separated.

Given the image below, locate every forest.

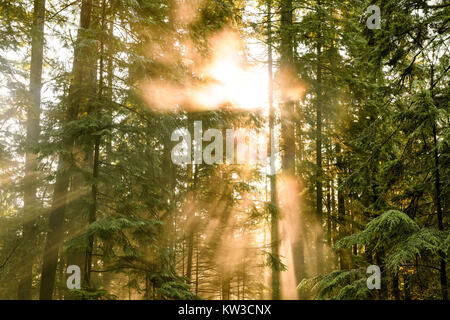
left=0, top=0, right=448, bottom=300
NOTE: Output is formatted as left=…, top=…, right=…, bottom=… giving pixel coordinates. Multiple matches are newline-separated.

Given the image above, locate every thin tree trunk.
left=293, top=102, right=306, bottom=292
left=195, top=233, right=199, bottom=295
left=221, top=276, right=231, bottom=300
left=100, top=8, right=115, bottom=292
left=84, top=0, right=106, bottom=288
left=392, top=270, right=400, bottom=300
left=267, top=0, right=279, bottom=300
left=430, top=65, right=447, bottom=300
left=186, top=161, right=198, bottom=285
left=279, top=2, right=295, bottom=172
left=433, top=123, right=447, bottom=300
left=18, top=0, right=46, bottom=300
left=336, top=143, right=350, bottom=269
left=186, top=232, right=194, bottom=284
left=404, top=274, right=411, bottom=300
left=315, top=0, right=324, bottom=275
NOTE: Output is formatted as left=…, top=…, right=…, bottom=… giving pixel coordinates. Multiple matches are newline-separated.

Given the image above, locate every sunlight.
left=142, top=29, right=268, bottom=112
left=201, top=56, right=268, bottom=111
left=197, top=29, right=268, bottom=111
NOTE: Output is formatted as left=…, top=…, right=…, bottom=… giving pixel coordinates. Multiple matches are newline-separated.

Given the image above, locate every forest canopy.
left=0, top=0, right=448, bottom=300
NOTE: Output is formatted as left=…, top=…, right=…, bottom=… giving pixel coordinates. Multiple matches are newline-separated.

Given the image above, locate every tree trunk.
left=221, top=275, right=231, bottom=300
left=392, top=270, right=400, bottom=300
left=195, top=233, right=199, bottom=295
left=84, top=0, right=107, bottom=288
left=18, top=0, right=46, bottom=300
left=315, top=0, right=324, bottom=275
left=293, top=103, right=306, bottom=287
left=267, top=0, right=280, bottom=300
left=39, top=0, right=94, bottom=300
left=433, top=123, right=447, bottom=300
left=279, top=1, right=295, bottom=173
left=186, top=232, right=194, bottom=284
left=336, top=143, right=350, bottom=269
left=430, top=65, right=447, bottom=300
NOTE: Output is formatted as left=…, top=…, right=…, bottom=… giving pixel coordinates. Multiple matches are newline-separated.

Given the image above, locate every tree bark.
left=186, top=231, right=194, bottom=283
left=84, top=0, right=107, bottom=288
left=39, top=0, right=94, bottom=300
left=336, top=143, right=351, bottom=269
left=18, top=0, right=46, bottom=300
left=267, top=0, right=280, bottom=300
left=433, top=123, right=447, bottom=300
left=392, top=271, right=400, bottom=300
left=293, top=104, right=306, bottom=287
left=315, top=0, right=324, bottom=274
left=430, top=65, right=447, bottom=300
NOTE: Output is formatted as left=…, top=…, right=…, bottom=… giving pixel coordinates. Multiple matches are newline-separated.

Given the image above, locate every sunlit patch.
left=142, top=29, right=268, bottom=112
left=277, top=175, right=302, bottom=299
left=175, top=0, right=204, bottom=25
left=199, top=31, right=268, bottom=110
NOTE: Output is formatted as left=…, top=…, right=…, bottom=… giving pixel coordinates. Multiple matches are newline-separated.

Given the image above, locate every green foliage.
left=266, top=252, right=287, bottom=272
left=337, top=210, right=448, bottom=274
left=65, top=217, right=163, bottom=254
left=337, top=210, right=420, bottom=253
left=387, top=228, right=448, bottom=272
left=297, top=270, right=373, bottom=300
left=155, top=280, right=198, bottom=300
left=69, top=289, right=117, bottom=300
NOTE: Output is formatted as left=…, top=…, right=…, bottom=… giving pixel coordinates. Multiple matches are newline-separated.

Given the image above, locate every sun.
left=201, top=55, right=269, bottom=111
left=142, top=29, right=270, bottom=112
